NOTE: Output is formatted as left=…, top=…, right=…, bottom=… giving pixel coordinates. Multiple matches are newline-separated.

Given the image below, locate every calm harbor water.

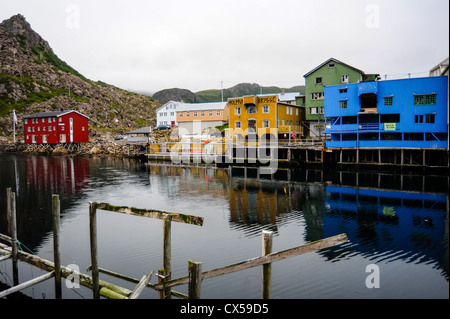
left=0, top=152, right=448, bottom=299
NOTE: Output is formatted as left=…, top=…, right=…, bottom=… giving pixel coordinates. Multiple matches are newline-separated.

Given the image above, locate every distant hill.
left=0, top=14, right=161, bottom=143
left=153, top=83, right=305, bottom=104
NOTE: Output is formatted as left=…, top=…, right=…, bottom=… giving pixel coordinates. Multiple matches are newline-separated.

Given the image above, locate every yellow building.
left=228, top=94, right=305, bottom=141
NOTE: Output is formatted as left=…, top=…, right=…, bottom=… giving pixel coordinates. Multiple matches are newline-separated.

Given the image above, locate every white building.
left=156, top=101, right=184, bottom=127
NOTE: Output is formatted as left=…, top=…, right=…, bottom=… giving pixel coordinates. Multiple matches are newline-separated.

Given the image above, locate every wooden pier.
left=145, top=140, right=449, bottom=173
left=1, top=187, right=348, bottom=299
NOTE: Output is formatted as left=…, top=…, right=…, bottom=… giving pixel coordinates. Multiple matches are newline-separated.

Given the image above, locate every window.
left=425, top=113, right=435, bottom=123
left=28, top=127, right=31, bottom=132
left=186, top=112, right=190, bottom=117
left=309, top=107, right=318, bottom=115
left=82, top=127, right=85, bottom=131
left=217, top=110, right=221, bottom=116
left=384, top=97, right=393, bottom=106
left=170, top=112, right=174, bottom=116
left=61, top=126, right=65, bottom=131
left=180, top=112, right=183, bottom=118
left=339, top=88, right=348, bottom=93
left=316, top=77, right=323, bottom=84
left=194, top=111, right=197, bottom=117
left=414, top=94, right=436, bottom=105
left=340, top=100, right=347, bottom=109
left=59, top=118, right=62, bottom=122
left=296, top=108, right=299, bottom=115
left=311, top=92, right=323, bottom=100
left=235, top=121, right=241, bottom=128
left=246, top=106, right=257, bottom=114
left=263, top=120, right=270, bottom=128
left=201, top=111, right=205, bottom=117
left=415, top=115, right=423, bottom=123
left=262, top=105, right=270, bottom=113
left=319, top=107, right=324, bottom=114
left=341, top=75, right=349, bottom=83
left=235, top=107, right=241, bottom=115
left=311, top=92, right=324, bottom=100
left=49, top=126, right=52, bottom=132
left=209, top=110, right=213, bottom=117
left=328, top=63, right=335, bottom=68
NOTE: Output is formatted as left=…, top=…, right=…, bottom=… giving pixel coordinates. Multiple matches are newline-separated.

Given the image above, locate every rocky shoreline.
left=0, top=139, right=145, bottom=158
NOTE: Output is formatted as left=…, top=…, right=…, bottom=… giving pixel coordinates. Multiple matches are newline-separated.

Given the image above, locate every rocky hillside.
left=152, top=87, right=201, bottom=104
left=153, top=83, right=305, bottom=104
left=0, top=14, right=161, bottom=145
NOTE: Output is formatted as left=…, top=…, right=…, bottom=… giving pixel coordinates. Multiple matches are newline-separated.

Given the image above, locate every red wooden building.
left=24, top=110, right=89, bottom=144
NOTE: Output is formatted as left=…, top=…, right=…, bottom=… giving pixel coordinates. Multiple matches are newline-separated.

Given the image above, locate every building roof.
left=125, top=126, right=152, bottom=135
left=23, top=110, right=90, bottom=119
left=429, top=57, right=449, bottom=76
left=303, top=57, right=365, bottom=78
left=176, top=101, right=227, bottom=112
left=156, top=101, right=185, bottom=112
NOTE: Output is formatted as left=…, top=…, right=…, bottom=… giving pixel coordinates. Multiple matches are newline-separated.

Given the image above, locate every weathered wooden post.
left=188, top=260, right=202, bottom=299
left=163, top=214, right=172, bottom=298
left=52, top=194, right=62, bottom=299
left=6, top=188, right=19, bottom=286
left=262, top=230, right=273, bottom=299
left=89, top=201, right=100, bottom=299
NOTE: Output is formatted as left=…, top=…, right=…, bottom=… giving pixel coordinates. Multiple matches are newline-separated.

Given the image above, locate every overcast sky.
left=1, top=0, right=449, bottom=95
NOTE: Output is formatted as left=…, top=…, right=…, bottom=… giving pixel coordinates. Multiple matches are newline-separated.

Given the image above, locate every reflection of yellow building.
left=228, top=95, right=305, bottom=141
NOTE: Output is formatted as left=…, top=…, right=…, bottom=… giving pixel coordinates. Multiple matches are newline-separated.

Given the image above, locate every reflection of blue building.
left=324, top=76, right=448, bottom=149
left=324, top=185, right=447, bottom=266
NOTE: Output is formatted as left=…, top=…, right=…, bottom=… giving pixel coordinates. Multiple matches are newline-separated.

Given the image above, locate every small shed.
left=125, top=126, right=152, bottom=145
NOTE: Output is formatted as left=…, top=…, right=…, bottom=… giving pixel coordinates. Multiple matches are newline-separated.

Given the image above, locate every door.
left=247, top=119, right=256, bottom=133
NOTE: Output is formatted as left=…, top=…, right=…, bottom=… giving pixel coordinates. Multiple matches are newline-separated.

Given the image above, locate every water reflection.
left=0, top=155, right=90, bottom=250
left=0, top=153, right=448, bottom=298
left=324, top=185, right=448, bottom=278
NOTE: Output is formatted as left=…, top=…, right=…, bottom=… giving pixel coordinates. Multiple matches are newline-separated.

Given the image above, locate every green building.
left=303, top=57, right=367, bottom=139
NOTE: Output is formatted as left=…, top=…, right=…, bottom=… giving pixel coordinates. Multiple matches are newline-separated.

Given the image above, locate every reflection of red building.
left=25, top=156, right=90, bottom=196
left=24, top=110, right=89, bottom=144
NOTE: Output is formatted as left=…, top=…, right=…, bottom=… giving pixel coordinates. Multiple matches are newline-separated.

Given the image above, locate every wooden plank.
left=0, top=271, right=55, bottom=298
left=0, top=242, right=132, bottom=298
left=128, top=270, right=154, bottom=299
left=92, top=202, right=203, bottom=226
left=0, top=253, right=11, bottom=262
left=0, top=233, right=11, bottom=243
left=154, top=233, right=348, bottom=290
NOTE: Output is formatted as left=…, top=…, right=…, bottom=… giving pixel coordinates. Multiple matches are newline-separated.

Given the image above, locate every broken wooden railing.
left=155, top=231, right=348, bottom=299
left=87, top=201, right=204, bottom=299
left=1, top=187, right=348, bottom=299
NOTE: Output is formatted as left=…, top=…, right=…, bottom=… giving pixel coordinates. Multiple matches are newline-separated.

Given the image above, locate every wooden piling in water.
left=52, top=194, right=62, bottom=299
left=6, top=188, right=18, bottom=286
left=262, top=230, right=273, bottom=299
left=89, top=201, right=100, bottom=299
left=188, top=260, right=202, bottom=299
left=163, top=214, right=172, bottom=299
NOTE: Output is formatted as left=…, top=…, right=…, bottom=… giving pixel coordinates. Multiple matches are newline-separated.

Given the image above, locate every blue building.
left=324, top=76, right=448, bottom=149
